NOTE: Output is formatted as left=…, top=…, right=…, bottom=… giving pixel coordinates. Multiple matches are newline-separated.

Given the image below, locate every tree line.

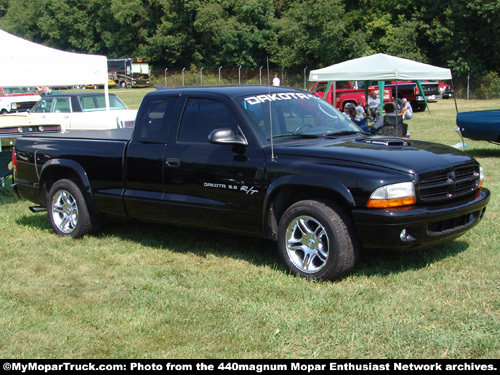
left=1, top=0, right=499, bottom=80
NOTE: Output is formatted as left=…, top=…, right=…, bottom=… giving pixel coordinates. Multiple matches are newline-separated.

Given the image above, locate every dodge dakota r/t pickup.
left=11, top=86, right=490, bottom=280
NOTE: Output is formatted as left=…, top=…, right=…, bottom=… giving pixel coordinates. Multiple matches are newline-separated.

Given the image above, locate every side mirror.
left=208, top=128, right=248, bottom=146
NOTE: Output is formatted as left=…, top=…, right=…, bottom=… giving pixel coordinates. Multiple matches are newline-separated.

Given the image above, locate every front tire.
left=277, top=200, right=358, bottom=281
left=47, top=179, right=99, bottom=238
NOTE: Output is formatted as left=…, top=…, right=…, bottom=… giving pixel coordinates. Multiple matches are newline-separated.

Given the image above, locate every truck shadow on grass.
left=353, top=241, right=469, bottom=278
left=17, top=214, right=471, bottom=280
left=464, top=147, right=500, bottom=158
left=101, top=219, right=280, bottom=269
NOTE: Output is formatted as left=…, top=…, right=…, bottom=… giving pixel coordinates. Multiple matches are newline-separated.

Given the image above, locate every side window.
left=337, top=81, right=350, bottom=90
left=32, top=97, right=54, bottom=113
left=80, top=96, right=97, bottom=111
left=312, top=82, right=328, bottom=94
left=136, top=98, right=176, bottom=143
left=178, top=98, right=239, bottom=143
left=53, top=98, right=70, bottom=113
left=94, top=95, right=106, bottom=109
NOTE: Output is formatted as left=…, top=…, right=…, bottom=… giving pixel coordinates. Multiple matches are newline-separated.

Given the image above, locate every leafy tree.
left=141, top=0, right=199, bottom=66
left=0, top=0, right=9, bottom=18
left=1, top=0, right=499, bottom=79
left=272, top=0, right=346, bottom=67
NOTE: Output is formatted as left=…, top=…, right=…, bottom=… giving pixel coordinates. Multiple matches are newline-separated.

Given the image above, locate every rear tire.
left=47, top=179, right=99, bottom=238
left=277, top=199, right=358, bottom=281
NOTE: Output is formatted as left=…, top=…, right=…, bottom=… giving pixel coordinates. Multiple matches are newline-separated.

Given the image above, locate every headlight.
left=367, top=182, right=416, bottom=208
left=478, top=166, right=484, bottom=189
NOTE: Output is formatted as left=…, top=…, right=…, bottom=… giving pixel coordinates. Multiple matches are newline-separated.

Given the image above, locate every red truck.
left=311, top=80, right=442, bottom=112
left=310, top=81, right=392, bottom=111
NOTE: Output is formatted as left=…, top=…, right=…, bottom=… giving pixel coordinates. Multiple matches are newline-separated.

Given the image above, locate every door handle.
left=166, top=158, right=181, bottom=168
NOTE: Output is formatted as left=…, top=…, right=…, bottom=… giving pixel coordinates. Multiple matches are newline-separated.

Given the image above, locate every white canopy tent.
left=0, top=29, right=109, bottom=106
left=309, top=53, right=453, bottom=114
left=309, top=53, right=452, bottom=81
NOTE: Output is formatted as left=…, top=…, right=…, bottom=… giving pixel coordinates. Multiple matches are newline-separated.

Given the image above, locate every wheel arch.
left=263, top=176, right=355, bottom=241
left=39, top=159, right=97, bottom=214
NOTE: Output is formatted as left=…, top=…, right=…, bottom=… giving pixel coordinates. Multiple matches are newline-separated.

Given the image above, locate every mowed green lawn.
left=1, top=90, right=499, bottom=359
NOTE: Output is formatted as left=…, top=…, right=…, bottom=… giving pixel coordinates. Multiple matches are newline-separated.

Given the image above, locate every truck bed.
left=22, top=127, right=133, bottom=141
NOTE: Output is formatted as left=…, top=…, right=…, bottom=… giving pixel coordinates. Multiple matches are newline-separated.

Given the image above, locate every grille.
left=427, top=212, right=477, bottom=236
left=418, top=165, right=479, bottom=203
left=14, top=101, right=38, bottom=111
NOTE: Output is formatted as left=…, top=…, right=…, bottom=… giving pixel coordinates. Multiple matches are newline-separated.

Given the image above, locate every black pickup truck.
left=11, top=86, right=490, bottom=281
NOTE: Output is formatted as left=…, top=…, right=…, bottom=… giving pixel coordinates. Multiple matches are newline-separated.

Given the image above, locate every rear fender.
left=39, top=159, right=97, bottom=214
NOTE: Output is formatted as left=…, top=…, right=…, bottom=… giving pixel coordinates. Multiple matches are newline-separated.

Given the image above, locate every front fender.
left=265, top=174, right=355, bottom=207
left=262, top=174, right=355, bottom=240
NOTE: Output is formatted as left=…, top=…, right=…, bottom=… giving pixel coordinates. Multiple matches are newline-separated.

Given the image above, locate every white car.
left=28, top=92, right=137, bottom=131
left=0, top=86, right=41, bottom=114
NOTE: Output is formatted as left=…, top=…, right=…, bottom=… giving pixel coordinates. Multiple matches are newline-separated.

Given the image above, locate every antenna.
left=267, top=57, right=276, bottom=162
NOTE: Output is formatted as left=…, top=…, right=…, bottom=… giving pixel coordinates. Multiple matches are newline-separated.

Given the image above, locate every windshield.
left=131, top=63, right=150, bottom=75
left=236, top=91, right=362, bottom=144
left=2, top=87, right=37, bottom=95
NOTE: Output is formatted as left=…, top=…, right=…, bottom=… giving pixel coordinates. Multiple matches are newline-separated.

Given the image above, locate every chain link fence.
left=151, top=66, right=500, bottom=99
left=151, top=66, right=312, bottom=91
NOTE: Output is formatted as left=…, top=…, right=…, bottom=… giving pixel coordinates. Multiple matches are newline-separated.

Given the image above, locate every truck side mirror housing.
left=208, top=128, right=248, bottom=146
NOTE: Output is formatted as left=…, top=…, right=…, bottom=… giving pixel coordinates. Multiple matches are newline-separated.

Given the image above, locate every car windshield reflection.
left=237, top=92, right=362, bottom=144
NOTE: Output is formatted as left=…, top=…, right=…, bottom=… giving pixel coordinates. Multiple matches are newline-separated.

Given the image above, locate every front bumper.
left=352, top=189, right=490, bottom=250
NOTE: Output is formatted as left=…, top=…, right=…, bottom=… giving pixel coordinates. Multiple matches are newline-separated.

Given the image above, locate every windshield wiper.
left=268, top=133, right=320, bottom=140
left=323, top=130, right=362, bottom=137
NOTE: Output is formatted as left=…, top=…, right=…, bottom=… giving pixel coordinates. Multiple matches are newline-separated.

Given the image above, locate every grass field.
left=0, top=92, right=499, bottom=359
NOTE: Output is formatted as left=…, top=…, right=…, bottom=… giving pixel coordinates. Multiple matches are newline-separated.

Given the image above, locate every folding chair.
left=0, top=152, right=13, bottom=196
left=375, top=115, right=408, bottom=137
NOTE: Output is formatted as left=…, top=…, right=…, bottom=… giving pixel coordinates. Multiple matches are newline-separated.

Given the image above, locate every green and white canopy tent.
left=309, top=53, right=452, bottom=114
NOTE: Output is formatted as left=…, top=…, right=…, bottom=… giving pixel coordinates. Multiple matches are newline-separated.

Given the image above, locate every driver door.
left=163, top=95, right=267, bottom=236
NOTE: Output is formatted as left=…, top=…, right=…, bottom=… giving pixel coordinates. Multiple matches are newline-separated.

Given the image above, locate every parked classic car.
left=85, top=78, right=117, bottom=90
left=27, top=92, right=137, bottom=131
left=456, top=110, right=500, bottom=145
left=0, top=114, right=61, bottom=152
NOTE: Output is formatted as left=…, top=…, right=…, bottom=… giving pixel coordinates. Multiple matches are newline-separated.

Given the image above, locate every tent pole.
left=377, top=80, right=385, bottom=115
left=364, top=81, right=369, bottom=106
left=324, top=81, right=336, bottom=108
left=333, top=81, right=337, bottom=108
left=416, top=81, right=431, bottom=115
left=104, top=80, right=110, bottom=112
left=324, top=81, right=332, bottom=101
left=451, top=79, right=458, bottom=113
left=396, top=81, right=399, bottom=111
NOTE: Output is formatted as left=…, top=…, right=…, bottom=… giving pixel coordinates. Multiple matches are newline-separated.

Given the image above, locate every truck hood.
left=272, top=135, right=477, bottom=174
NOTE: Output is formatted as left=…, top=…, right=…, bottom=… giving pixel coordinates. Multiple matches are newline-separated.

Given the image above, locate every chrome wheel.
left=278, top=200, right=359, bottom=281
left=48, top=179, right=100, bottom=238
left=285, top=215, right=330, bottom=274
left=51, top=189, right=79, bottom=234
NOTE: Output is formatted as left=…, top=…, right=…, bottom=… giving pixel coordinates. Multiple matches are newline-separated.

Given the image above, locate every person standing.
left=273, top=74, right=280, bottom=86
